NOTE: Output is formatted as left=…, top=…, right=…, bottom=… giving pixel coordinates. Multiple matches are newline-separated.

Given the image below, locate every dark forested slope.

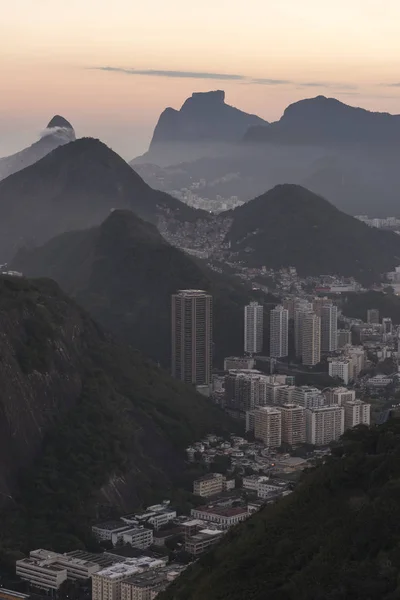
left=161, top=420, right=400, bottom=600
left=0, top=275, right=235, bottom=555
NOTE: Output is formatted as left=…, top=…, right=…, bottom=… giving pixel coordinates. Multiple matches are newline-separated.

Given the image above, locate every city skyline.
left=3, top=0, right=400, bottom=158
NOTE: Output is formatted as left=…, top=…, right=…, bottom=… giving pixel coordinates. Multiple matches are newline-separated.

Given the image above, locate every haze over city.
left=2, top=0, right=400, bottom=158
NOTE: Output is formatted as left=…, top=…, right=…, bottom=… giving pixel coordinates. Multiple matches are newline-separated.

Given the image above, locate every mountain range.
left=0, top=115, right=75, bottom=181
left=11, top=209, right=268, bottom=366
left=133, top=93, right=400, bottom=217
left=0, top=137, right=205, bottom=262
left=0, top=274, right=235, bottom=555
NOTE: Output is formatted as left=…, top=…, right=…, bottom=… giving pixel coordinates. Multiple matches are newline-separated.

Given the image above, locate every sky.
left=2, top=0, right=400, bottom=159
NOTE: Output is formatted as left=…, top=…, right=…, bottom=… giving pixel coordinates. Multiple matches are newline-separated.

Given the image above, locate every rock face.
left=150, top=90, right=267, bottom=146
left=244, top=95, right=400, bottom=144
left=0, top=137, right=203, bottom=262
left=0, top=274, right=235, bottom=552
left=0, top=115, right=76, bottom=181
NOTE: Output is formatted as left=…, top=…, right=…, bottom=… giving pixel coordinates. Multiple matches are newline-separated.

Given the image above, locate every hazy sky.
left=2, top=0, right=400, bottom=158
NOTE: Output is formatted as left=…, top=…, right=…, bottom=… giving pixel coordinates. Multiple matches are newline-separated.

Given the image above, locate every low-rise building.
left=92, top=558, right=165, bottom=600
left=344, top=400, right=371, bottom=429
left=92, top=521, right=133, bottom=543
left=121, top=504, right=177, bottom=531
left=121, top=565, right=186, bottom=600
left=190, top=506, right=248, bottom=530
left=193, top=473, right=225, bottom=497
left=119, top=527, right=153, bottom=550
left=184, top=529, right=223, bottom=556
left=224, top=356, right=255, bottom=370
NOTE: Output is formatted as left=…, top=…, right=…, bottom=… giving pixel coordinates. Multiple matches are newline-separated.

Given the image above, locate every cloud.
left=39, top=126, right=75, bottom=142
left=250, top=78, right=292, bottom=85
left=381, top=83, right=400, bottom=87
left=94, top=67, right=245, bottom=81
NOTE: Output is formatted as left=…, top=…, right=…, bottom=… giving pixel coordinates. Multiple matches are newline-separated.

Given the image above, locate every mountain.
left=0, top=137, right=205, bottom=262
left=11, top=209, right=271, bottom=366
left=133, top=90, right=268, bottom=166
left=0, top=274, right=235, bottom=556
left=244, top=95, right=400, bottom=144
left=0, top=115, right=75, bottom=181
left=221, top=184, right=400, bottom=283
left=160, top=419, right=400, bottom=600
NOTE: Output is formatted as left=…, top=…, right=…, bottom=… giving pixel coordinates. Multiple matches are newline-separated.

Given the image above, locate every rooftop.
left=95, top=558, right=165, bottom=579
left=92, top=521, right=130, bottom=531
left=195, top=506, right=248, bottom=517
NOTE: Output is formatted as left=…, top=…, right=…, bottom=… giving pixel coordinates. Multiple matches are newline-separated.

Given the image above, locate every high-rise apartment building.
left=278, top=404, right=306, bottom=446
left=171, top=290, right=212, bottom=386
left=312, top=297, right=332, bottom=317
left=224, top=370, right=270, bottom=415
left=301, top=312, right=321, bottom=366
left=328, top=359, right=351, bottom=384
left=294, top=300, right=313, bottom=357
left=382, top=318, right=393, bottom=336
left=253, top=406, right=282, bottom=448
left=337, top=329, right=352, bottom=348
left=292, top=386, right=325, bottom=409
left=244, top=302, right=264, bottom=354
left=367, top=309, right=380, bottom=325
left=305, top=406, right=344, bottom=446
left=325, top=387, right=356, bottom=406
left=344, top=400, right=371, bottom=430
left=320, top=304, right=338, bottom=352
left=270, top=305, right=289, bottom=358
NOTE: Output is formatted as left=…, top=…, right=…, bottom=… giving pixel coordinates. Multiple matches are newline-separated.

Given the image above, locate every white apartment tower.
left=253, top=406, right=282, bottom=448
left=302, top=312, right=321, bottom=366
left=270, top=305, right=289, bottom=358
left=321, top=304, right=338, bottom=352
left=244, top=302, right=264, bottom=354
left=344, top=400, right=371, bottom=429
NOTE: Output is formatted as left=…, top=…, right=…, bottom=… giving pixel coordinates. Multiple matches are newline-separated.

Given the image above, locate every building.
left=92, top=558, right=165, bottom=600
left=344, top=400, right=371, bottom=429
left=337, top=329, right=352, bottom=348
left=382, top=318, right=393, bottom=336
left=320, top=304, right=338, bottom=352
left=190, top=506, right=248, bottom=530
left=224, top=370, right=270, bottom=416
left=122, top=504, right=177, bottom=531
left=257, top=480, right=290, bottom=499
left=367, top=309, right=380, bottom=325
left=253, top=406, right=282, bottom=448
left=16, top=549, right=102, bottom=591
left=184, top=529, right=223, bottom=556
left=270, top=305, right=289, bottom=358
left=301, top=312, right=321, bottom=366
left=276, top=385, right=296, bottom=405
left=312, top=297, right=333, bottom=317
left=292, top=386, right=325, bottom=409
left=119, top=528, right=153, bottom=550
left=305, top=406, right=345, bottom=446
left=294, top=301, right=313, bottom=357
left=193, top=473, right=225, bottom=497
left=329, top=359, right=351, bottom=384
left=244, top=301, right=264, bottom=354
left=171, top=289, right=212, bottom=386
left=343, top=345, right=365, bottom=379
left=325, top=387, right=356, bottom=406
left=92, top=522, right=133, bottom=543
left=278, top=404, right=306, bottom=445
left=120, top=566, right=185, bottom=600
left=224, top=356, right=255, bottom=371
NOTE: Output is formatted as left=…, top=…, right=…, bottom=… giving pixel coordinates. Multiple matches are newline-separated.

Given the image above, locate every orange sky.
left=2, top=0, right=400, bottom=158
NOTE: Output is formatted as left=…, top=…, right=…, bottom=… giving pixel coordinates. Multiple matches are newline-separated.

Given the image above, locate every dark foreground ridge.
left=160, top=419, right=400, bottom=600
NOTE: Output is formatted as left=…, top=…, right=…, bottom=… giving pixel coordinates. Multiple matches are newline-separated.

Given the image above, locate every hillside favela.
left=2, top=2, right=400, bottom=600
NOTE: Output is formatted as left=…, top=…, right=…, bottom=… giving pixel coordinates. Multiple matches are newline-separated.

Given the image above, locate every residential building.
left=283, top=297, right=296, bottom=319
left=16, top=550, right=102, bottom=591
left=244, top=301, right=264, bottom=354
left=121, top=566, right=185, bottom=600
left=343, top=345, right=365, bottom=379
left=292, top=387, right=325, bottom=409
left=184, top=529, right=223, bottom=556
left=171, top=289, right=212, bottom=386
left=121, top=504, right=177, bottom=532
left=224, top=356, right=255, bottom=371
left=367, top=309, right=380, bottom=325
left=190, top=506, right=248, bottom=530
left=224, top=370, right=270, bottom=415
left=320, top=304, right=338, bottom=352
left=253, top=406, right=282, bottom=448
left=325, top=387, right=356, bottom=406
left=337, top=329, right=352, bottom=348
left=257, top=480, right=290, bottom=499
left=92, top=522, right=133, bottom=544
left=270, top=305, right=289, bottom=358
left=119, top=528, right=153, bottom=550
left=367, top=374, right=393, bottom=387
left=301, top=312, right=321, bottom=366
left=382, top=318, right=393, bottom=336
left=242, top=474, right=263, bottom=492
left=305, top=406, right=345, bottom=446
left=276, top=385, right=296, bottom=405
left=294, top=302, right=313, bottom=357
left=329, top=359, right=351, bottom=384
left=193, top=473, right=225, bottom=497
left=278, top=404, right=306, bottom=445
left=344, top=400, right=371, bottom=429
left=245, top=409, right=257, bottom=433
left=92, top=558, right=165, bottom=600
left=312, top=297, right=333, bottom=317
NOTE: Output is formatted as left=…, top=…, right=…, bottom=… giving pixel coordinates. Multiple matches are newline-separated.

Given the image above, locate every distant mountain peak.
left=46, top=115, right=74, bottom=129
left=182, top=90, right=226, bottom=107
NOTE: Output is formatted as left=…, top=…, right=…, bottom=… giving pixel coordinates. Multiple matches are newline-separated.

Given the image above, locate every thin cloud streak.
left=94, top=67, right=245, bottom=80
left=91, top=66, right=358, bottom=90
